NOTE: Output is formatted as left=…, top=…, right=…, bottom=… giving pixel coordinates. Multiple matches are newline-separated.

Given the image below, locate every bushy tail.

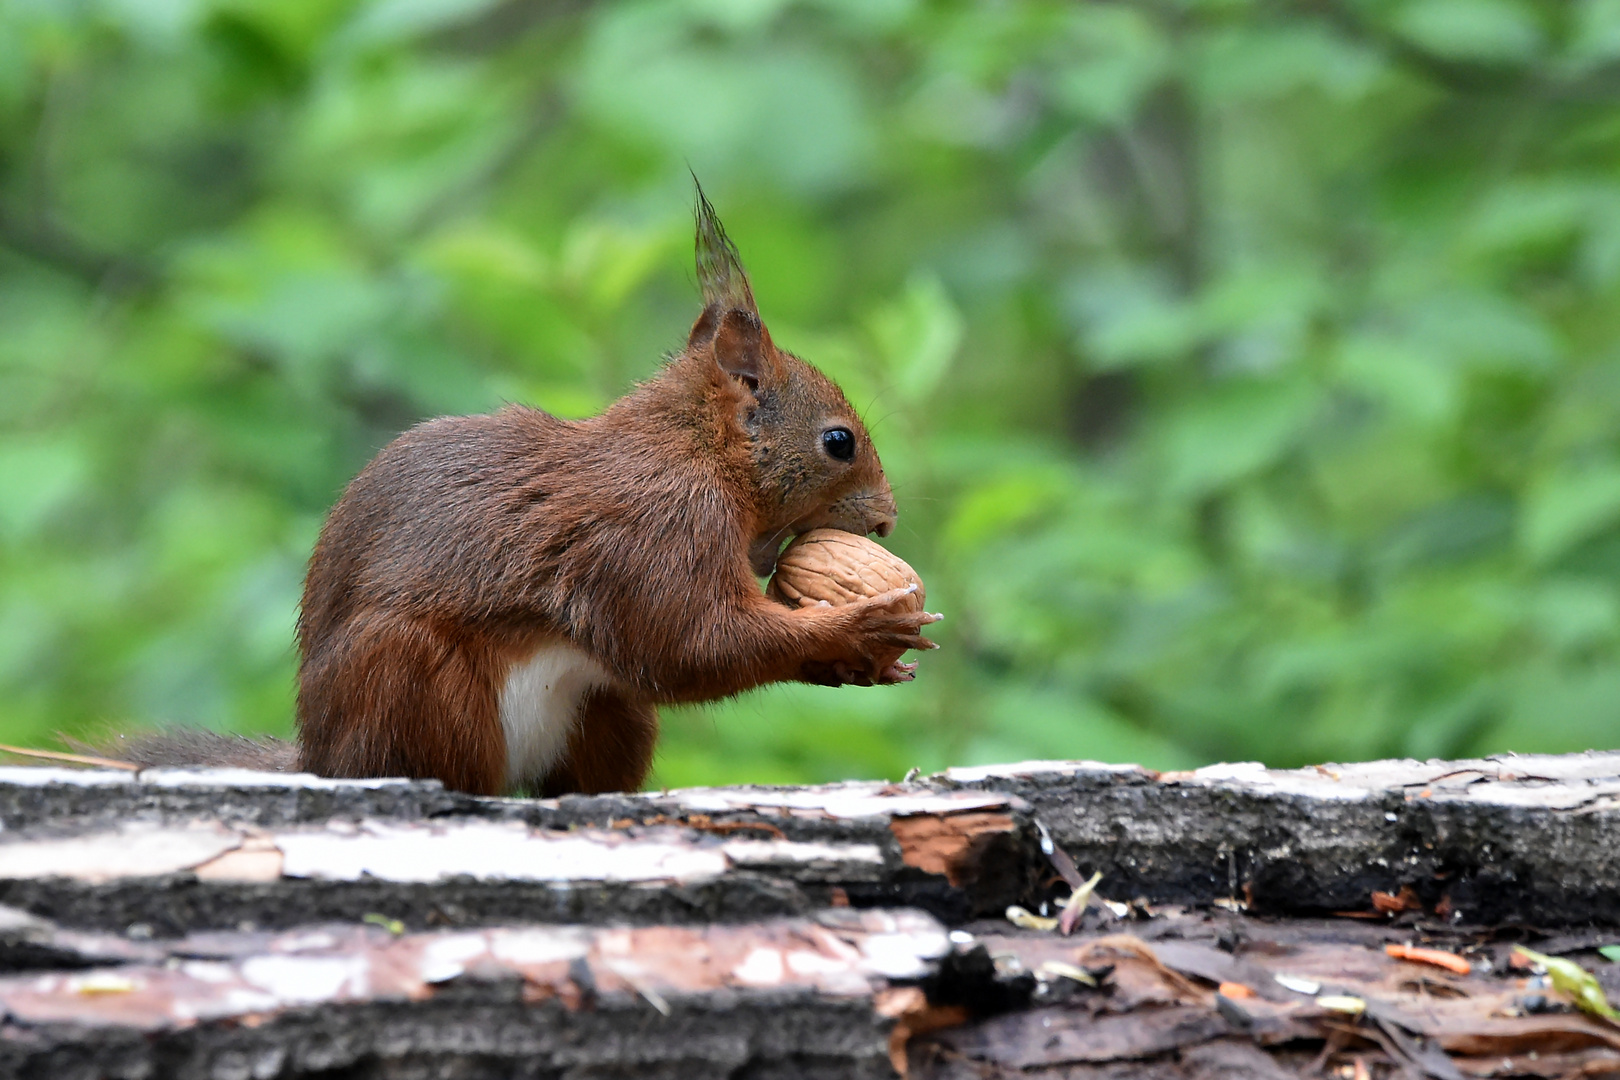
left=71, top=729, right=299, bottom=773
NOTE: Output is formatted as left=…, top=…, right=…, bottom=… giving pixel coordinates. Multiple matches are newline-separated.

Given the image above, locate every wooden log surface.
left=932, top=751, right=1620, bottom=924
left=2, top=752, right=1618, bottom=1078
left=0, top=767, right=1043, bottom=932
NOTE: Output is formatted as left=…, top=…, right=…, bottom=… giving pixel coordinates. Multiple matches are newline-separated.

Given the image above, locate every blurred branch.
left=0, top=65, right=159, bottom=294
left=401, top=92, right=562, bottom=243
left=0, top=203, right=159, bottom=294
left=433, top=0, right=594, bottom=54
left=1300, top=0, right=1620, bottom=98
left=1304, top=0, right=1522, bottom=93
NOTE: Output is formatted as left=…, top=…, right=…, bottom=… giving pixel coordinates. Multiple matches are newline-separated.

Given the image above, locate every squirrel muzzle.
left=797, top=479, right=898, bottom=541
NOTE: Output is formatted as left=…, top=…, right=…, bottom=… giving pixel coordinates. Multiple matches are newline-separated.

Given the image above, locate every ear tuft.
left=692, top=175, right=756, bottom=316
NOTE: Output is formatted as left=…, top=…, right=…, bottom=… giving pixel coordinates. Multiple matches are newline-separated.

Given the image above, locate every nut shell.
left=767, top=529, right=924, bottom=611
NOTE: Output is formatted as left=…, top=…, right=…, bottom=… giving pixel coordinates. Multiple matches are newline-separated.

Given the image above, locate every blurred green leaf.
left=1392, top=0, right=1544, bottom=64
left=342, top=0, right=503, bottom=48
left=1570, top=0, right=1620, bottom=69
left=1064, top=267, right=1203, bottom=370
left=1159, top=380, right=1315, bottom=498
left=1197, top=26, right=1383, bottom=102
left=0, top=438, right=90, bottom=541
left=867, top=273, right=964, bottom=404
left=1050, top=7, right=1170, bottom=125
left=1521, top=465, right=1620, bottom=565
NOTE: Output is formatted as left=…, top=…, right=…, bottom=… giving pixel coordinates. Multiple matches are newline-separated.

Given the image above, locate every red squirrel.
left=108, top=186, right=939, bottom=796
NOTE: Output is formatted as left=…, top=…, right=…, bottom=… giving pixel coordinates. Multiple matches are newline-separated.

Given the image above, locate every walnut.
left=767, top=529, right=925, bottom=612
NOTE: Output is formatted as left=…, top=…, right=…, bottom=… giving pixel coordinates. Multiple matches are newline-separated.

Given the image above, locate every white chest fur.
left=498, top=640, right=612, bottom=790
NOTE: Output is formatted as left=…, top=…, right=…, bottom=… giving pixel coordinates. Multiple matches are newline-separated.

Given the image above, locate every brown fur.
left=109, top=187, right=938, bottom=798
left=540, top=688, right=660, bottom=797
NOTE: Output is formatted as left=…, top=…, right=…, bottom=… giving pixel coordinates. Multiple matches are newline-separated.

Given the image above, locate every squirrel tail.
left=66, top=729, right=299, bottom=773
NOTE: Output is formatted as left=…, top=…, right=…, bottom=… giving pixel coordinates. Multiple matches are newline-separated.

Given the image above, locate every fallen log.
left=3, top=753, right=1619, bottom=1079
left=0, top=768, right=1043, bottom=933
left=935, top=752, right=1620, bottom=925
left=0, top=909, right=950, bottom=1079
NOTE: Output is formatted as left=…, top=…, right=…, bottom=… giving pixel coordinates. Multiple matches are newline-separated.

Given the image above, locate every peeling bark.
left=3, top=754, right=1619, bottom=1078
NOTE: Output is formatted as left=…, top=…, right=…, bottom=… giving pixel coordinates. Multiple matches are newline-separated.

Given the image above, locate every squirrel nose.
left=865, top=481, right=897, bottom=538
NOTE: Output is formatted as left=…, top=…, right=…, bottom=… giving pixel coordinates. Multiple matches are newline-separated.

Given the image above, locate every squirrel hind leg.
left=535, top=688, right=657, bottom=797
left=298, top=613, right=509, bottom=796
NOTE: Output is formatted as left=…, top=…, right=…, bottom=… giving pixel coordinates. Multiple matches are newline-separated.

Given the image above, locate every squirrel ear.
left=687, top=302, right=722, bottom=351
left=686, top=303, right=773, bottom=389
left=711, top=307, right=767, bottom=390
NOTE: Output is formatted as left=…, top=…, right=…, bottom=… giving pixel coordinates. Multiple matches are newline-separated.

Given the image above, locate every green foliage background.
left=3, top=0, right=1619, bottom=786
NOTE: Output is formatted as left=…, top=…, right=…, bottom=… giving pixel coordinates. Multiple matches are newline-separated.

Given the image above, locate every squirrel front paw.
left=799, top=586, right=941, bottom=686
left=848, top=584, right=943, bottom=652
left=800, top=657, right=916, bottom=686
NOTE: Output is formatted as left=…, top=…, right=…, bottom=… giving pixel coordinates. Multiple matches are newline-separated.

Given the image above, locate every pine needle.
left=0, top=742, right=141, bottom=771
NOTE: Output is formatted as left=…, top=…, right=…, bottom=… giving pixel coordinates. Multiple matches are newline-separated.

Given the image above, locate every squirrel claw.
left=879, top=660, right=918, bottom=684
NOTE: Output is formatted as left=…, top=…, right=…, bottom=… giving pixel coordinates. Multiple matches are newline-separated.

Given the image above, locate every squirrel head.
left=684, top=182, right=897, bottom=576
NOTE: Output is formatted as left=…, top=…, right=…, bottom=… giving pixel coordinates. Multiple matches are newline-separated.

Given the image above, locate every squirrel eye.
left=822, top=427, right=856, bottom=462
